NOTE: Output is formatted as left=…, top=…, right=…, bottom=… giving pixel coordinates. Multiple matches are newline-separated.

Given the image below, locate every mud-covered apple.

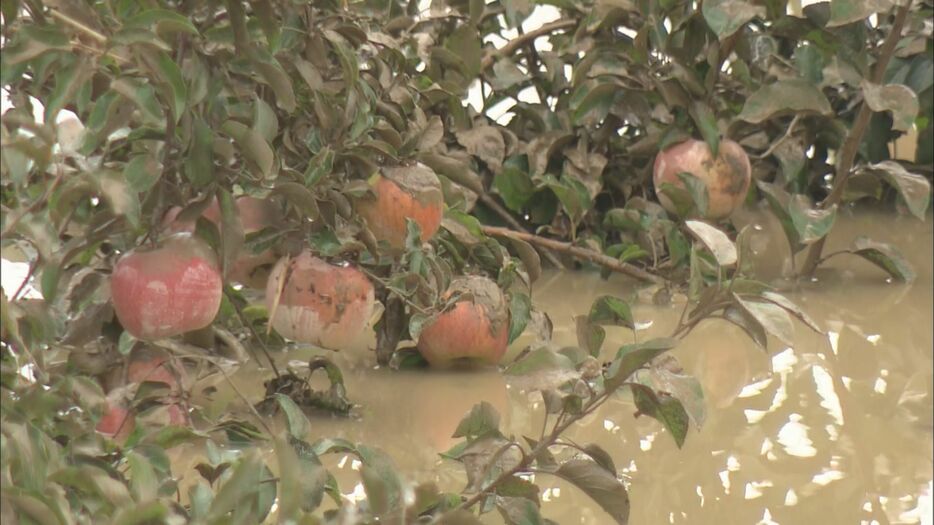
left=266, top=251, right=375, bottom=350
left=111, top=234, right=222, bottom=340
left=653, top=138, right=752, bottom=220
left=354, top=164, right=444, bottom=250
left=417, top=276, right=510, bottom=367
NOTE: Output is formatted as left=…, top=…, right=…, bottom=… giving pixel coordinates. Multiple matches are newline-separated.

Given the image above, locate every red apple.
left=354, top=164, right=444, bottom=250
left=111, top=234, right=222, bottom=340
left=96, top=403, right=135, bottom=442
left=653, top=138, right=752, bottom=220
left=417, top=276, right=510, bottom=367
left=162, top=196, right=280, bottom=288
left=265, top=251, right=375, bottom=350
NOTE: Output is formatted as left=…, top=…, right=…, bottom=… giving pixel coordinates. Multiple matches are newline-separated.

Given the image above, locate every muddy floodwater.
left=191, top=208, right=932, bottom=524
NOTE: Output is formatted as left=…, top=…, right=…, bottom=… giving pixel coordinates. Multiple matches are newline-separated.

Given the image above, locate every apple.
left=96, top=402, right=135, bottom=442
left=354, top=164, right=444, bottom=250
left=111, top=234, right=222, bottom=340
left=417, top=276, right=510, bottom=367
left=162, top=196, right=280, bottom=288
left=653, top=138, right=752, bottom=220
left=265, top=251, right=375, bottom=350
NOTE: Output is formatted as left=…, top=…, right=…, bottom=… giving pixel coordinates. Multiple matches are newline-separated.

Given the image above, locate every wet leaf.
left=850, top=237, right=916, bottom=282
left=496, top=496, right=544, bottom=524
left=582, top=444, right=616, bottom=474
left=738, top=79, right=832, bottom=123
left=575, top=315, right=606, bottom=357
left=588, top=296, right=634, bottom=329
left=759, top=291, right=822, bottom=334
left=605, top=338, right=679, bottom=391
left=553, top=460, right=630, bottom=524
left=685, top=220, right=737, bottom=266
left=508, top=292, right=532, bottom=344
left=863, top=161, right=931, bottom=220
left=630, top=384, right=690, bottom=448
left=453, top=401, right=501, bottom=438
left=702, top=0, right=766, bottom=39
left=723, top=305, right=768, bottom=350
left=357, top=445, right=404, bottom=517
left=505, top=346, right=576, bottom=377
left=635, top=356, right=706, bottom=428
left=508, top=238, right=541, bottom=284
left=861, top=81, right=919, bottom=132
left=788, top=195, right=837, bottom=245
left=733, top=294, right=795, bottom=346
left=273, top=394, right=310, bottom=441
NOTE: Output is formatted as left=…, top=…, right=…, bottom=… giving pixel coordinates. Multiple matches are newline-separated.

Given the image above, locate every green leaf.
left=788, top=195, right=837, bottom=245
left=185, top=118, right=214, bottom=188
left=149, top=50, right=188, bottom=123
left=575, top=315, right=605, bottom=357
left=861, top=81, right=919, bottom=132
left=553, top=460, right=630, bottom=524
left=733, top=294, right=795, bottom=346
left=738, top=79, right=832, bottom=123
left=40, top=263, right=61, bottom=303
left=452, top=401, right=501, bottom=438
left=605, top=338, right=679, bottom=391
left=588, top=296, right=635, bottom=329
left=217, top=189, right=244, bottom=279
left=143, top=425, right=206, bottom=449
left=112, top=78, right=164, bottom=126
left=684, top=220, right=737, bottom=266
left=356, top=445, right=404, bottom=517
left=273, top=394, right=310, bottom=441
left=504, top=346, right=576, bottom=376
left=496, top=496, right=544, bottom=525
left=827, top=0, right=893, bottom=27
left=221, top=120, right=274, bottom=178
left=207, top=451, right=264, bottom=520
left=634, top=359, right=706, bottom=429
left=111, top=501, right=169, bottom=525
left=849, top=236, right=916, bottom=282
left=127, top=451, right=158, bottom=502
left=3, top=25, right=69, bottom=65
left=252, top=96, right=279, bottom=143
left=702, top=0, right=766, bottom=40
left=44, top=56, right=93, bottom=124
left=124, top=9, right=200, bottom=35
left=863, top=161, right=931, bottom=220
left=723, top=305, right=768, bottom=349
left=571, top=82, right=619, bottom=124
left=689, top=101, right=719, bottom=157
left=630, top=384, right=690, bottom=448
left=124, top=155, right=162, bottom=193
left=304, top=146, right=335, bottom=187
left=507, top=292, right=531, bottom=344
left=494, top=166, right=535, bottom=211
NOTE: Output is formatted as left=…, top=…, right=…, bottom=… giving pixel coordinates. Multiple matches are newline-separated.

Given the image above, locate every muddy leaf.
left=273, top=394, right=309, bottom=441
left=827, top=0, right=893, bottom=27
left=491, top=58, right=530, bottom=90
left=456, top=126, right=505, bottom=172
left=636, top=356, right=706, bottom=429
left=630, top=384, right=690, bottom=448
left=861, top=81, right=919, bottom=132
left=496, top=496, right=544, bottom=524
left=685, top=220, right=737, bottom=267
left=252, top=95, right=279, bottom=143
left=98, top=170, right=141, bottom=229
left=850, top=237, right=916, bottom=283
left=357, top=445, right=404, bottom=517
left=124, top=154, right=163, bottom=194
left=453, top=402, right=501, bottom=439
left=605, top=338, right=679, bottom=391
left=582, top=444, right=617, bottom=475
left=788, top=195, right=837, bottom=245
left=863, top=161, right=931, bottom=221
left=553, top=459, right=630, bottom=524
left=760, top=291, right=822, bottom=334
left=689, top=100, right=719, bottom=156
left=733, top=294, right=795, bottom=346
left=495, top=477, right=541, bottom=504
left=508, top=292, right=532, bottom=344
left=221, top=120, right=274, bottom=178
left=575, top=315, right=606, bottom=357
left=417, top=115, right=445, bottom=151
left=738, top=79, right=832, bottom=123
left=505, top=346, right=576, bottom=377
left=723, top=305, right=768, bottom=350
left=702, top=0, right=765, bottom=39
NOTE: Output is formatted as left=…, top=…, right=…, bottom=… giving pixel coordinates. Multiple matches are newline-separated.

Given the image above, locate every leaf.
left=738, top=79, right=832, bottom=123
left=553, top=460, right=630, bottom=524
left=217, top=189, right=244, bottom=279
left=861, top=81, right=919, bottom=132
left=125, top=9, right=200, bottom=35
left=759, top=291, right=822, bottom=334
left=150, top=51, right=188, bottom=123
left=588, top=296, right=635, bottom=329
left=850, top=237, right=916, bottom=282
left=185, top=117, right=214, bottom=188
left=723, top=305, right=768, bottom=349
left=575, top=315, right=606, bottom=357
left=456, top=127, right=505, bottom=172
left=863, top=161, right=931, bottom=220
left=495, top=477, right=541, bottom=503
left=571, top=82, right=619, bottom=124
left=252, top=95, right=279, bottom=143
left=221, top=120, right=274, bottom=178
left=112, top=78, right=164, bottom=125
left=504, top=347, right=576, bottom=376
left=453, top=401, right=501, bottom=439
left=630, top=384, right=690, bottom=448
left=684, top=220, right=737, bottom=266
left=605, top=338, right=679, bottom=391
left=417, top=115, right=444, bottom=151
left=124, top=155, right=162, bottom=194
left=689, top=101, right=719, bottom=157
left=507, top=238, right=541, bottom=284
left=273, top=394, right=310, bottom=441
left=494, top=165, right=535, bottom=211
left=207, top=451, right=264, bottom=520
left=491, top=58, right=530, bottom=90
left=702, top=0, right=766, bottom=39
left=356, top=445, right=404, bottom=517
left=127, top=451, right=158, bottom=502
left=97, top=171, right=141, bottom=229
left=508, top=292, right=531, bottom=344
left=827, top=0, right=893, bottom=27
left=788, top=195, right=837, bottom=245
left=3, top=25, right=69, bottom=65
left=251, top=54, right=296, bottom=112
left=733, top=294, right=795, bottom=346
left=143, top=425, right=206, bottom=449
left=582, top=444, right=617, bottom=475
left=496, top=496, right=544, bottom=525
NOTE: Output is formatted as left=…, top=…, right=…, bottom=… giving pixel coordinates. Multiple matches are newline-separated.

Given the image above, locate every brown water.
left=192, top=209, right=932, bottom=524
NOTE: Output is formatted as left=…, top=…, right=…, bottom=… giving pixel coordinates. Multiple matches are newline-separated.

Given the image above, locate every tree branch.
left=800, top=1, right=913, bottom=277
left=481, top=20, right=577, bottom=71
left=478, top=194, right=566, bottom=270
left=481, top=225, right=667, bottom=284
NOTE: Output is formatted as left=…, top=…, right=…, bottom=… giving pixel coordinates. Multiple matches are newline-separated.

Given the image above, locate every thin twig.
left=801, top=1, right=913, bottom=276
left=481, top=225, right=666, bottom=284
left=753, top=115, right=801, bottom=160
left=480, top=20, right=577, bottom=71
left=48, top=8, right=107, bottom=43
